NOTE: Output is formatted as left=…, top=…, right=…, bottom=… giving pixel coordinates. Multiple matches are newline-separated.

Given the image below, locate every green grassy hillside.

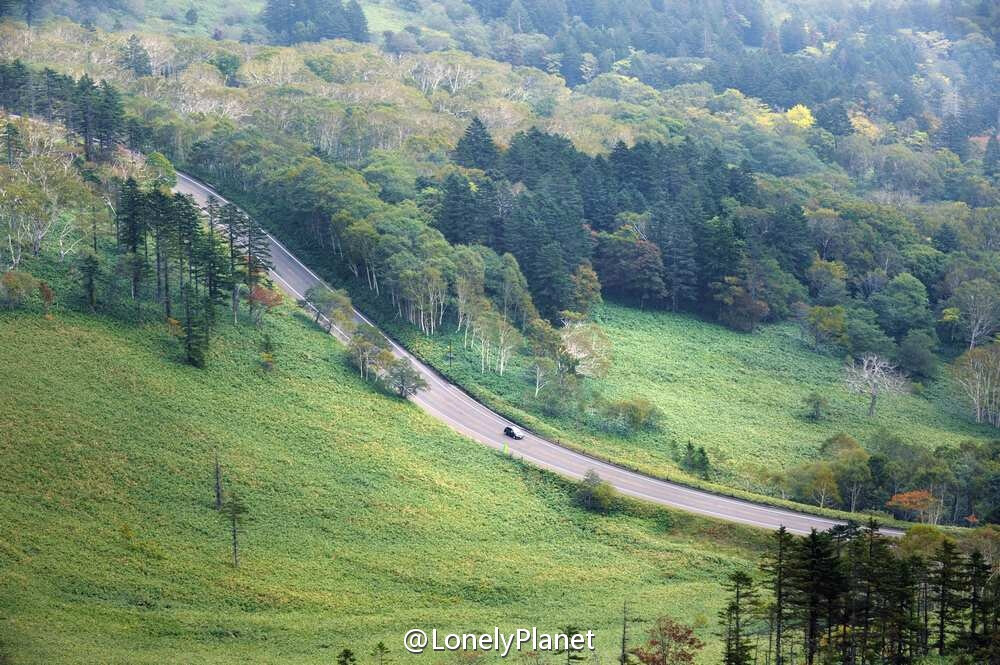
left=375, top=302, right=994, bottom=493
left=47, top=0, right=412, bottom=40
left=0, top=304, right=763, bottom=664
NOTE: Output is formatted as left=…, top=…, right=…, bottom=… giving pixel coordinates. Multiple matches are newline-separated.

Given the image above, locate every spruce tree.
left=453, top=117, right=500, bottom=171
left=196, top=221, right=233, bottom=313
left=117, top=177, right=148, bottom=299
left=719, top=571, right=758, bottom=665
left=535, top=169, right=590, bottom=270
left=345, top=0, right=369, bottom=41
left=761, top=526, right=794, bottom=665
left=120, top=35, right=153, bottom=77
left=788, top=529, right=843, bottom=665
left=95, top=81, right=124, bottom=161
left=146, top=189, right=176, bottom=317
left=436, top=173, right=480, bottom=244
left=938, top=114, right=969, bottom=160
left=985, top=133, right=1000, bottom=179
left=77, top=250, right=102, bottom=311
left=932, top=539, right=966, bottom=655
left=220, top=203, right=248, bottom=322
left=182, top=282, right=209, bottom=367
left=531, top=241, right=572, bottom=318
left=244, top=213, right=274, bottom=322
left=74, top=75, right=98, bottom=162
left=3, top=121, right=21, bottom=167
left=963, top=549, right=990, bottom=651
left=659, top=217, right=698, bottom=312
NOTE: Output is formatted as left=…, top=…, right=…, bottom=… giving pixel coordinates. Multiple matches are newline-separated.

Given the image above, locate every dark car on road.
left=503, top=426, right=525, bottom=440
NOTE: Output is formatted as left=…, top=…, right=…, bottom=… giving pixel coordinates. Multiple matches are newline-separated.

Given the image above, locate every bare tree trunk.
left=214, top=453, right=223, bottom=510
left=231, top=514, right=239, bottom=568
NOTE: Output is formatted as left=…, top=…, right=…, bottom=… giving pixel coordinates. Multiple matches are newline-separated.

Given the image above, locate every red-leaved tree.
left=248, top=285, right=283, bottom=327
left=631, top=616, right=704, bottom=665
left=887, top=490, right=937, bottom=523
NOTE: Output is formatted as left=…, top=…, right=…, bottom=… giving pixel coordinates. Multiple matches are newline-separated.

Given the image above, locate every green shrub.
left=574, top=470, right=617, bottom=513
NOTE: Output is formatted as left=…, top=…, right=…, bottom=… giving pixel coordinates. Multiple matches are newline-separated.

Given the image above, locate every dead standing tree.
left=845, top=353, right=906, bottom=417
left=213, top=451, right=223, bottom=510
left=222, top=491, right=248, bottom=568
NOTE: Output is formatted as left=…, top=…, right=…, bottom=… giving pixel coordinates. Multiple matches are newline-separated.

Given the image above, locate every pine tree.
left=22, top=0, right=38, bottom=25
left=473, top=176, right=508, bottom=248
left=196, top=221, right=233, bottom=312
left=336, top=648, right=357, bottom=665
left=0, top=60, right=31, bottom=114
left=453, top=117, right=500, bottom=171
left=846, top=520, right=897, bottom=665
left=370, top=642, right=391, bottom=665
left=317, top=0, right=352, bottom=40
left=171, top=194, right=203, bottom=299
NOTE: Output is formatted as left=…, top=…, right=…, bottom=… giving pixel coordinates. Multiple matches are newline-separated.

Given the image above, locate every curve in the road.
left=175, top=171, right=902, bottom=537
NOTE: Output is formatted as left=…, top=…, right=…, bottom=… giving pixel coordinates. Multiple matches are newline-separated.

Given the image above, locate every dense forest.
left=431, top=111, right=1000, bottom=368
left=710, top=521, right=1000, bottom=665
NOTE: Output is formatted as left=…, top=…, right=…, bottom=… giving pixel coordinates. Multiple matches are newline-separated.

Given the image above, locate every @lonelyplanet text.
left=403, top=628, right=596, bottom=657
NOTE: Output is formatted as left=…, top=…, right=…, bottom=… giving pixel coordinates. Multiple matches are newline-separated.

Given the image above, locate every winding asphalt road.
left=175, top=172, right=901, bottom=536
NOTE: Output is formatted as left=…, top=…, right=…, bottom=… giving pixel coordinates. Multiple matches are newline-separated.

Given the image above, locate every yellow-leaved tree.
left=785, top=104, right=815, bottom=129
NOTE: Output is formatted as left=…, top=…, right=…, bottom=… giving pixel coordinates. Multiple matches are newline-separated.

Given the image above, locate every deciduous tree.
left=845, top=353, right=906, bottom=417
left=630, top=616, right=703, bottom=665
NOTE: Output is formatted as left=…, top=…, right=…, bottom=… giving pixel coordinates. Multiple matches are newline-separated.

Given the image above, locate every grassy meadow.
left=0, top=301, right=765, bottom=664
left=371, top=301, right=996, bottom=494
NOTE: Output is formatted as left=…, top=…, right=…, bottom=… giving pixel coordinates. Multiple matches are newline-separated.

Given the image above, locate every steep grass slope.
left=0, top=305, right=762, bottom=664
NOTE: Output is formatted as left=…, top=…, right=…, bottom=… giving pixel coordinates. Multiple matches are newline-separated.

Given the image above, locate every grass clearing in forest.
left=370, top=301, right=995, bottom=494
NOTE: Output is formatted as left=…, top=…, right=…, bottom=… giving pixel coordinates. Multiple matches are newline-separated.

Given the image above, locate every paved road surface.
left=175, top=172, right=902, bottom=537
